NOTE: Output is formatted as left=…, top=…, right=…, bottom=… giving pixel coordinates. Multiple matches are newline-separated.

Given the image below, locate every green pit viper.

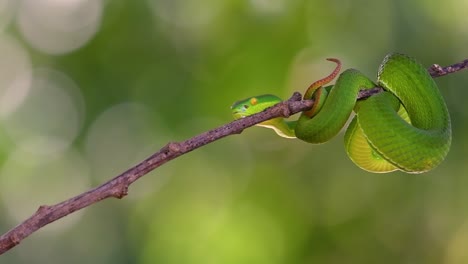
left=231, top=53, right=451, bottom=174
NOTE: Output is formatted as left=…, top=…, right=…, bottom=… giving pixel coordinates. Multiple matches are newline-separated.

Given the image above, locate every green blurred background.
left=1, top=0, right=468, bottom=263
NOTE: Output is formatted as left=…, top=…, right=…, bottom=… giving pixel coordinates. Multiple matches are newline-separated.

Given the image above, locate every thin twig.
left=429, top=58, right=468, bottom=77
left=0, top=58, right=466, bottom=255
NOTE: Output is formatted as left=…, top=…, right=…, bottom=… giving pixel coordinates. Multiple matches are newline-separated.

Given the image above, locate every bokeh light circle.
left=0, top=0, right=16, bottom=31
left=85, top=102, right=168, bottom=182
left=249, top=0, right=287, bottom=15
left=147, top=0, right=226, bottom=30
left=1, top=68, right=85, bottom=155
left=0, top=146, right=90, bottom=228
left=17, top=0, right=103, bottom=54
left=0, top=34, right=32, bottom=119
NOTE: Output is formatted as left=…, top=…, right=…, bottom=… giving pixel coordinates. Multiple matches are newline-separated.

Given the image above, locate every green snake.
left=231, top=53, right=451, bottom=173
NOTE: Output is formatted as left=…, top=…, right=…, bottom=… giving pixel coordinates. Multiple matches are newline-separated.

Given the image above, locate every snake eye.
left=250, top=97, right=258, bottom=105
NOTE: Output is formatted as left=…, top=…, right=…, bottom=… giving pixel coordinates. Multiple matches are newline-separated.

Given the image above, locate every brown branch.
left=0, top=58, right=466, bottom=255
left=0, top=92, right=312, bottom=254
left=429, top=58, right=468, bottom=78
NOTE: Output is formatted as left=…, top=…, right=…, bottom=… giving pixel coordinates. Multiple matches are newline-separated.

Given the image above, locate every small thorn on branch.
left=36, top=205, right=49, bottom=214
left=289, top=92, right=303, bottom=102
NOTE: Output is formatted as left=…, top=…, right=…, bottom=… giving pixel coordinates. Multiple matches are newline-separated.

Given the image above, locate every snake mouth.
left=232, top=111, right=246, bottom=119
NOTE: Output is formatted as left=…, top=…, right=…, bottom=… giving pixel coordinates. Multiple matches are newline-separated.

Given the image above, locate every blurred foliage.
left=1, top=0, right=468, bottom=263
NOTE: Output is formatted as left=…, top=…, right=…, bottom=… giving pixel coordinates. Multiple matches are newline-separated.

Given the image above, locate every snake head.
left=231, top=94, right=283, bottom=120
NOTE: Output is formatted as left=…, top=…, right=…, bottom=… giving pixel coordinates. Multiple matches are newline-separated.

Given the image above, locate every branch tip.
left=428, top=58, right=468, bottom=78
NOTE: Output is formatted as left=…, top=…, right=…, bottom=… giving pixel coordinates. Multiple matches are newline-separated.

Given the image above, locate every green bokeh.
left=1, top=0, right=468, bottom=263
